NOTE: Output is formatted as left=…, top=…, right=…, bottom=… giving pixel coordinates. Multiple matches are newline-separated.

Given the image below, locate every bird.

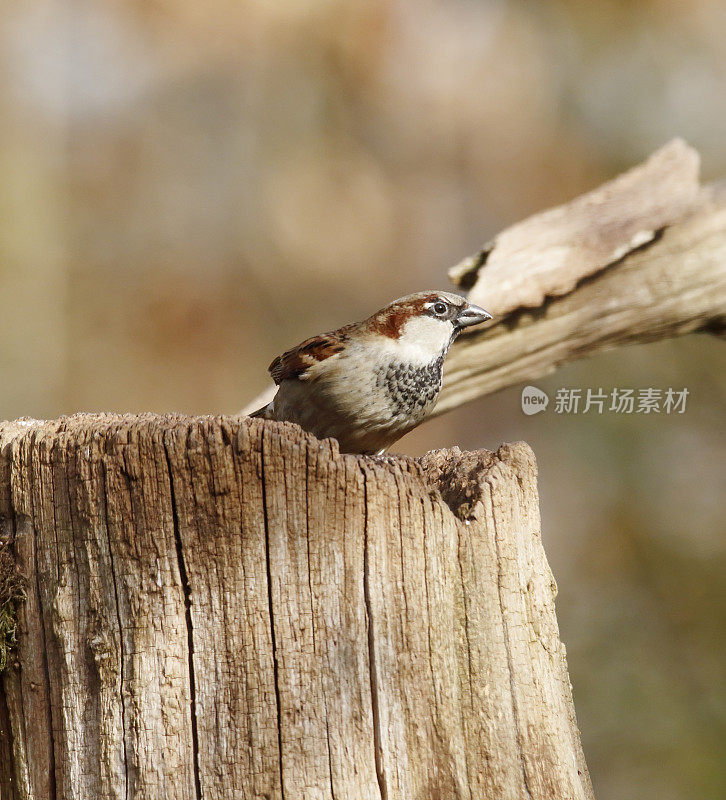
left=250, top=291, right=492, bottom=454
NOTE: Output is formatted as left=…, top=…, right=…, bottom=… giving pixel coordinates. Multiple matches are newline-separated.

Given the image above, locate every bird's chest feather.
left=374, top=354, right=445, bottom=420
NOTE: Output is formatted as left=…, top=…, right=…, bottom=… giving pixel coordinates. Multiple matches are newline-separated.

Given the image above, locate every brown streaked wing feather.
left=268, top=325, right=354, bottom=384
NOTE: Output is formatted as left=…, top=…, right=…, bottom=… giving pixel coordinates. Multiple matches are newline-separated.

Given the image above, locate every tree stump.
left=0, top=414, right=593, bottom=800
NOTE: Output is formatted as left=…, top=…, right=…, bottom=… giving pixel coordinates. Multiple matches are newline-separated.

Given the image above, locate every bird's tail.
left=248, top=403, right=272, bottom=419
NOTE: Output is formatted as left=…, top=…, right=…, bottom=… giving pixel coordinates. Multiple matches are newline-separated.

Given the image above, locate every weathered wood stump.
left=0, top=414, right=592, bottom=800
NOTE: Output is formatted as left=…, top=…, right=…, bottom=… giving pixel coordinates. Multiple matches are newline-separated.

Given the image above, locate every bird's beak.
left=455, top=302, right=492, bottom=329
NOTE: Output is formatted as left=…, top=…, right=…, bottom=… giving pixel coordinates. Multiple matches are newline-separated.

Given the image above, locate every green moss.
left=0, top=540, right=25, bottom=673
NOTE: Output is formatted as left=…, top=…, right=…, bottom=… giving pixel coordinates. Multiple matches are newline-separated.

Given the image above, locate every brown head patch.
left=367, top=293, right=439, bottom=339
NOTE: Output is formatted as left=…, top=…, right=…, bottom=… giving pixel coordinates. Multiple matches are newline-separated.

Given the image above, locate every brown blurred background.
left=1, top=1, right=725, bottom=797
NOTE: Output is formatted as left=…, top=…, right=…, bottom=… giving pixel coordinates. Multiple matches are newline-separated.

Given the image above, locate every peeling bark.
left=439, top=141, right=726, bottom=414
left=449, top=138, right=700, bottom=314
left=0, top=414, right=593, bottom=800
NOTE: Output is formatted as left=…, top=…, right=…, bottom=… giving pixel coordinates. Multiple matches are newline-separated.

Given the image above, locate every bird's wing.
left=268, top=325, right=354, bottom=385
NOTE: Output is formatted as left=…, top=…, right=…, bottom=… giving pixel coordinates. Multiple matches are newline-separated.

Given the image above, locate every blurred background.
left=1, top=0, right=725, bottom=797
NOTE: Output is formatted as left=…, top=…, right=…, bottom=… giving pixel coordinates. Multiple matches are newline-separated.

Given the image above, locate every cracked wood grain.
left=164, top=444, right=202, bottom=800
left=0, top=414, right=592, bottom=799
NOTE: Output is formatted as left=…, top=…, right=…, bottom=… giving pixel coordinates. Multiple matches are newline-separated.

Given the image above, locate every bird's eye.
left=433, top=301, right=448, bottom=316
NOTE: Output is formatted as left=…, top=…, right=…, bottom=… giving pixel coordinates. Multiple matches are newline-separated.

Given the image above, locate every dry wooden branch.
left=438, top=139, right=726, bottom=414
left=0, top=414, right=592, bottom=800
left=244, top=139, right=726, bottom=418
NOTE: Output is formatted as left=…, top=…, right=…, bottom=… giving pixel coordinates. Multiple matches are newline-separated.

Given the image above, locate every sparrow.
left=250, top=291, right=492, bottom=454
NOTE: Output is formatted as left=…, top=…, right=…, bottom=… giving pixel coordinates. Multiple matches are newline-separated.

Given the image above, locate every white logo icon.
left=521, top=386, right=549, bottom=415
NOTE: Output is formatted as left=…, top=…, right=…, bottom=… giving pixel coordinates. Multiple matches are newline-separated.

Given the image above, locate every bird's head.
left=367, top=291, right=492, bottom=362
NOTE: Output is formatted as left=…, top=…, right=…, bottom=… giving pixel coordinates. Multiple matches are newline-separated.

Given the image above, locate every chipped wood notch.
left=0, top=413, right=592, bottom=800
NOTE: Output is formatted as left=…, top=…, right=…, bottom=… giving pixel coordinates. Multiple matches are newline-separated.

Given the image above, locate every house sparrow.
left=250, top=291, right=492, bottom=454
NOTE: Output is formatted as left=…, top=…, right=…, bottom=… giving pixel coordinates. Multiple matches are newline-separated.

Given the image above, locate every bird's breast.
left=267, top=347, right=447, bottom=454
left=374, top=354, right=445, bottom=421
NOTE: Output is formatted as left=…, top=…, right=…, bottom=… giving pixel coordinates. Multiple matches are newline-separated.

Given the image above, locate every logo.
left=521, top=385, right=549, bottom=415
